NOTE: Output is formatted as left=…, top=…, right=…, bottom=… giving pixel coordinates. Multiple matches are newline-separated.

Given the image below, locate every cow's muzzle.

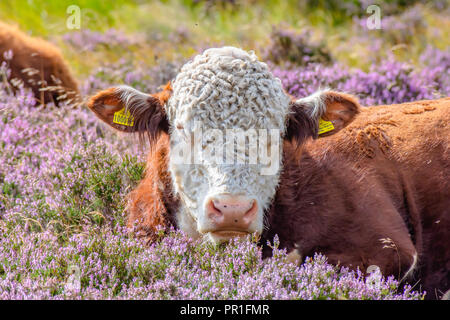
left=204, top=194, right=258, bottom=241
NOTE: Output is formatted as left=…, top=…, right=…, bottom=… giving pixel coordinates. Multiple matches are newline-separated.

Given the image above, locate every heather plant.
left=0, top=224, right=423, bottom=300
left=62, top=28, right=143, bottom=52
left=325, top=3, right=449, bottom=69
left=80, top=41, right=448, bottom=108
left=420, top=45, right=450, bottom=70
left=272, top=46, right=449, bottom=106
left=0, top=80, right=146, bottom=235
left=81, top=57, right=182, bottom=96
left=300, top=0, right=447, bottom=19
left=353, top=5, right=428, bottom=45
left=261, top=26, right=333, bottom=66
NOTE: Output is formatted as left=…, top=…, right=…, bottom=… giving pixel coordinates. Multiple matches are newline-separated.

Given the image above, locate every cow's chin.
left=205, top=230, right=262, bottom=244
left=207, top=230, right=249, bottom=243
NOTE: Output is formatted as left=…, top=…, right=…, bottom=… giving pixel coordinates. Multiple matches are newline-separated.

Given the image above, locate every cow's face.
left=165, top=47, right=291, bottom=242
left=88, top=46, right=360, bottom=243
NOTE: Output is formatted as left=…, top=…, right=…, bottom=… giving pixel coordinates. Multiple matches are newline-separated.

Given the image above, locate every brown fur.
left=151, top=81, right=173, bottom=106
left=126, top=133, right=179, bottom=242
left=0, top=22, right=79, bottom=105
left=307, top=98, right=449, bottom=299
left=127, top=98, right=449, bottom=299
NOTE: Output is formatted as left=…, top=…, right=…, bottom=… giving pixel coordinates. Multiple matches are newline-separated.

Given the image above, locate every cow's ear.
left=286, top=90, right=360, bottom=145
left=87, top=82, right=172, bottom=143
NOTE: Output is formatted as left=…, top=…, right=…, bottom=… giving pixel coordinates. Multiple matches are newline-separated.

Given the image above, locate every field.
left=0, top=0, right=449, bottom=299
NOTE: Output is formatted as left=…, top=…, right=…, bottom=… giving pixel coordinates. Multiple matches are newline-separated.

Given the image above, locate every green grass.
left=0, top=1, right=448, bottom=77
left=0, top=0, right=138, bottom=35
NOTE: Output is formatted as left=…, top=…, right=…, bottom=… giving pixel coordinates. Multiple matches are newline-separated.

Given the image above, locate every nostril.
left=246, top=199, right=256, bottom=213
left=211, top=199, right=223, bottom=214
left=208, top=200, right=223, bottom=216
left=243, top=200, right=258, bottom=220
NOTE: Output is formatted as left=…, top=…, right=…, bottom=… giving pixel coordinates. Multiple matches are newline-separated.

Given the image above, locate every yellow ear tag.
left=113, top=108, right=134, bottom=127
left=318, top=118, right=334, bottom=135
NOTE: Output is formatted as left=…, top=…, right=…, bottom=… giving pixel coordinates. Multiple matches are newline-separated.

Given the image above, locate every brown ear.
left=318, top=91, right=360, bottom=136
left=87, top=82, right=172, bottom=144
left=286, top=90, right=360, bottom=144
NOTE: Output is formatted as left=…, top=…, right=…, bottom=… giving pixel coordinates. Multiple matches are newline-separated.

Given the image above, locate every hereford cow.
left=0, top=21, right=79, bottom=105
left=87, top=47, right=449, bottom=299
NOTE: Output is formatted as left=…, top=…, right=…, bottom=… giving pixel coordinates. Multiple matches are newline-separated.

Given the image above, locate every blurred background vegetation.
left=0, top=0, right=448, bottom=82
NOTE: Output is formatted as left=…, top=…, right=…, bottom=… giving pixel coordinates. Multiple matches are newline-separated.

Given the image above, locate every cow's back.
left=0, top=22, right=79, bottom=105
left=310, top=98, right=449, bottom=298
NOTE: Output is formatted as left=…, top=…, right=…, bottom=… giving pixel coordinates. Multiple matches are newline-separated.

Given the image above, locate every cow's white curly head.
left=165, top=47, right=291, bottom=241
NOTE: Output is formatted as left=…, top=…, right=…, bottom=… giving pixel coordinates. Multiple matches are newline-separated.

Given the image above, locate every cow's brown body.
left=128, top=98, right=449, bottom=299
left=0, top=22, right=79, bottom=105
left=266, top=98, right=449, bottom=299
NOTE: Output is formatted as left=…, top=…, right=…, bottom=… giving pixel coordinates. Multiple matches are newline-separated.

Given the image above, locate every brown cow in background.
left=0, top=21, right=79, bottom=105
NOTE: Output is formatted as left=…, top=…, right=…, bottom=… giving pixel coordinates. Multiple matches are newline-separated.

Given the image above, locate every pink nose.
left=205, top=194, right=258, bottom=233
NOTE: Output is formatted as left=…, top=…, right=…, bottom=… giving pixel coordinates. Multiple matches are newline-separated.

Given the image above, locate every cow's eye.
left=205, top=135, right=216, bottom=144
left=174, top=123, right=190, bottom=141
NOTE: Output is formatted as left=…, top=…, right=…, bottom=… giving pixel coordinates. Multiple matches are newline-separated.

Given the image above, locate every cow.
left=87, top=47, right=449, bottom=299
left=0, top=21, right=79, bottom=105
